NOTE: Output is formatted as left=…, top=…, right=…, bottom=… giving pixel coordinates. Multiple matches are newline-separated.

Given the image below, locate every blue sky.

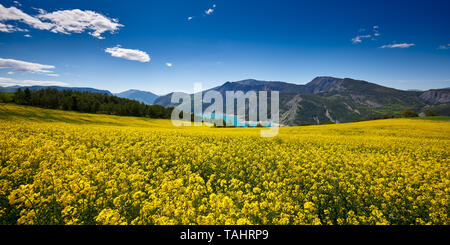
left=0, top=0, right=449, bottom=94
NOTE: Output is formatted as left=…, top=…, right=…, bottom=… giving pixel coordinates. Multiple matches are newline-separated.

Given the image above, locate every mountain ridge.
left=154, top=77, right=450, bottom=125
left=2, top=77, right=450, bottom=126
left=115, top=89, right=159, bottom=105
left=0, top=85, right=113, bottom=95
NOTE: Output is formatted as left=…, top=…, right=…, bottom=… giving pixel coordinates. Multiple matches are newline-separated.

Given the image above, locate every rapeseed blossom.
left=0, top=104, right=448, bottom=225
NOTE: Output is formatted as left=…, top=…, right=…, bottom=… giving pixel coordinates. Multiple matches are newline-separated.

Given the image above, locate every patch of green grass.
left=326, top=97, right=339, bottom=102
left=412, top=116, right=450, bottom=122
left=0, top=92, right=14, bottom=103
left=0, top=103, right=172, bottom=128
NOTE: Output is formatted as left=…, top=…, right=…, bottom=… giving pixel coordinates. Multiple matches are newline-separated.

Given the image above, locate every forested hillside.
left=9, top=88, right=173, bottom=119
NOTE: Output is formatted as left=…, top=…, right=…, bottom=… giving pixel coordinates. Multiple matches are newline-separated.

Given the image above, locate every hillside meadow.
left=0, top=103, right=449, bottom=225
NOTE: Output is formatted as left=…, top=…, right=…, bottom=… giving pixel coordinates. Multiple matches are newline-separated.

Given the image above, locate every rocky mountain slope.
left=154, top=77, right=450, bottom=125
left=3, top=77, right=448, bottom=126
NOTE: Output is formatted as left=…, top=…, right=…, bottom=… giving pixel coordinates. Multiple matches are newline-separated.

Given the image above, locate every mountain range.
left=154, top=77, right=450, bottom=125
left=0, top=86, right=159, bottom=105
left=114, top=90, right=159, bottom=105
left=0, top=85, right=112, bottom=95
left=2, top=77, right=449, bottom=126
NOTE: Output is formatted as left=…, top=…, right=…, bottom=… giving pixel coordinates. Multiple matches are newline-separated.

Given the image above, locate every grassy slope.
left=2, top=103, right=450, bottom=141
left=0, top=103, right=172, bottom=128
left=412, top=116, right=450, bottom=121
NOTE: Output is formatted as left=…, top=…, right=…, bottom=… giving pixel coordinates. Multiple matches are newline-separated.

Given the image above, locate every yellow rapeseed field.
left=0, top=104, right=449, bottom=225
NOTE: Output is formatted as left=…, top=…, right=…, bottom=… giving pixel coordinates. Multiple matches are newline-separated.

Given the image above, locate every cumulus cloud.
left=38, top=9, right=123, bottom=39
left=0, top=77, right=68, bottom=87
left=0, top=58, right=55, bottom=74
left=380, top=43, right=415, bottom=49
left=0, top=4, right=54, bottom=31
left=352, top=35, right=371, bottom=44
left=187, top=16, right=193, bottom=21
left=105, top=45, right=150, bottom=63
left=0, top=22, right=27, bottom=32
left=166, top=63, right=173, bottom=67
left=24, top=34, right=31, bottom=37
left=0, top=3, right=123, bottom=39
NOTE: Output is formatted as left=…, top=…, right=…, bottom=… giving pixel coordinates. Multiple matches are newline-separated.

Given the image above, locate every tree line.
left=11, top=88, right=173, bottom=119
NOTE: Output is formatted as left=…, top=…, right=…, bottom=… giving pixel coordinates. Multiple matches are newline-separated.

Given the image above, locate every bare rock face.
left=281, top=95, right=303, bottom=124
left=420, top=89, right=450, bottom=104
left=305, top=77, right=346, bottom=94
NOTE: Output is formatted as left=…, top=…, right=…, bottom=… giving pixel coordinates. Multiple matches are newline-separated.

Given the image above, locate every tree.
left=14, top=88, right=26, bottom=104
left=402, top=108, right=418, bottom=118
left=11, top=88, right=173, bottom=119
left=425, top=110, right=437, bottom=117
left=24, top=88, right=31, bottom=105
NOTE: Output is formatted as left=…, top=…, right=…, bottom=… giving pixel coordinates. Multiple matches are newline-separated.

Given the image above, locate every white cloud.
left=352, top=25, right=380, bottom=43
left=0, top=4, right=54, bottom=31
left=166, top=63, right=173, bottom=67
left=187, top=16, right=193, bottom=21
left=0, top=4, right=123, bottom=39
left=105, top=45, right=150, bottom=63
left=0, top=58, right=55, bottom=74
left=0, top=22, right=26, bottom=32
left=205, top=8, right=214, bottom=15
left=38, top=9, right=123, bottom=39
left=351, top=35, right=371, bottom=44
left=0, top=77, right=68, bottom=87
left=24, top=34, right=31, bottom=37
left=437, top=44, right=450, bottom=50
left=373, top=25, right=381, bottom=37
left=13, top=1, right=22, bottom=7
left=32, top=7, right=46, bottom=15
left=380, top=43, right=415, bottom=49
